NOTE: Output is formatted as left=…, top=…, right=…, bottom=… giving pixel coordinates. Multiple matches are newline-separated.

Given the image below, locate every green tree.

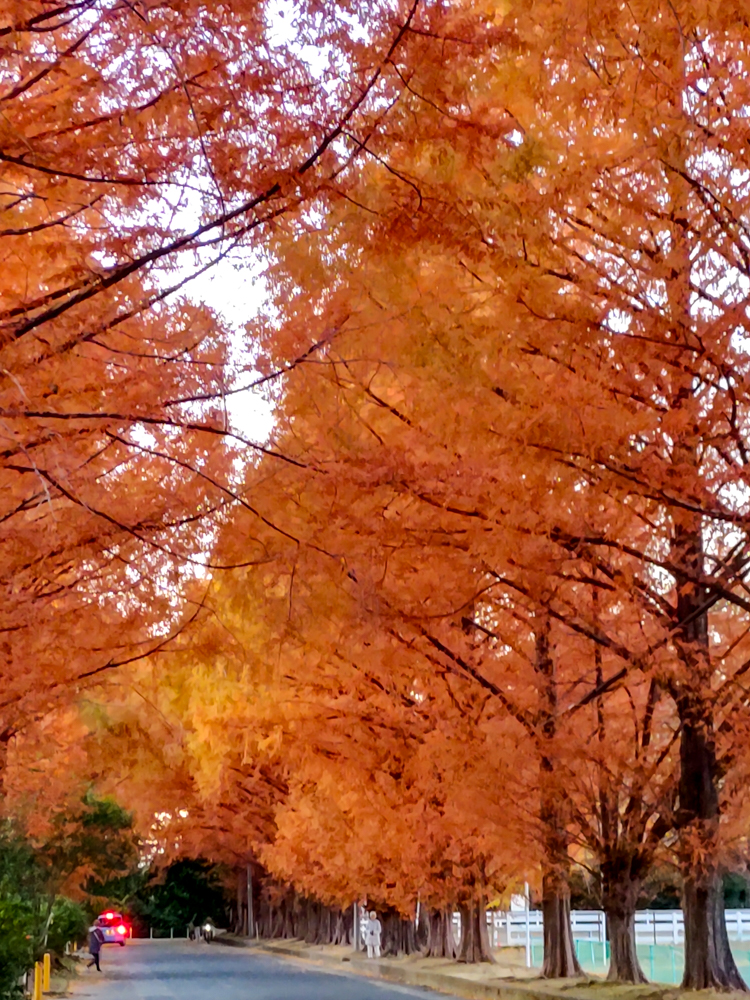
left=34, top=793, right=137, bottom=945
left=130, top=860, right=229, bottom=936
left=46, top=898, right=88, bottom=958
left=0, top=828, right=38, bottom=999
left=0, top=791, right=138, bottom=995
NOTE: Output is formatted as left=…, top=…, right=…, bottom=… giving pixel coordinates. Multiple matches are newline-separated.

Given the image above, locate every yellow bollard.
left=33, top=961, right=42, bottom=1000
left=43, top=953, right=51, bottom=992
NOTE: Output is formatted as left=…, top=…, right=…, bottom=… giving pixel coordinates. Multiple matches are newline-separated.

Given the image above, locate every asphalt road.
left=75, top=940, right=459, bottom=1000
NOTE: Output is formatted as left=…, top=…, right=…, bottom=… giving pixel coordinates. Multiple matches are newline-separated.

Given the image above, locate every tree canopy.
left=5, top=0, right=750, bottom=991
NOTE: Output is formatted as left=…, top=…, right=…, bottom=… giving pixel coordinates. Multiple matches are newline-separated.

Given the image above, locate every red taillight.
left=117, top=925, right=127, bottom=935
left=104, top=912, right=114, bottom=920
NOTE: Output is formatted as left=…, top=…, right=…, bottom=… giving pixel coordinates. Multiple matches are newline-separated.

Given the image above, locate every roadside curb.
left=213, top=936, right=595, bottom=1000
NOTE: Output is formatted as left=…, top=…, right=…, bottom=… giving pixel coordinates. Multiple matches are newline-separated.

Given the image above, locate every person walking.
left=87, top=921, right=105, bottom=971
left=365, top=910, right=382, bottom=959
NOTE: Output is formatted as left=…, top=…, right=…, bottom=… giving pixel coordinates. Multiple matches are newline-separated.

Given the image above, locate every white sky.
left=158, top=0, right=377, bottom=442
left=180, top=255, right=275, bottom=442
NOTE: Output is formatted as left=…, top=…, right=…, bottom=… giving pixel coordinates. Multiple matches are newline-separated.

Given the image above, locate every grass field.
left=526, top=940, right=750, bottom=984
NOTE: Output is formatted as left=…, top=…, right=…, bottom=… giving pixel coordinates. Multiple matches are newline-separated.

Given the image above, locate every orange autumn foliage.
left=9, top=0, right=750, bottom=987
left=0, top=0, right=426, bottom=742
left=161, top=0, right=750, bottom=981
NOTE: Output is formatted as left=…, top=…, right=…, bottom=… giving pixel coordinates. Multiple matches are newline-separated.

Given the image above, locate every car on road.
left=97, top=911, right=129, bottom=946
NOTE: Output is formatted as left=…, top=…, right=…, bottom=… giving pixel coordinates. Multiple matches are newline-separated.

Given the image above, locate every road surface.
left=74, top=940, right=459, bottom=1000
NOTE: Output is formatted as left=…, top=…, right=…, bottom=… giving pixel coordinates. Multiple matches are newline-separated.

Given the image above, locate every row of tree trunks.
left=252, top=884, right=354, bottom=946
left=248, top=878, right=647, bottom=980
left=249, top=867, right=740, bottom=984
left=248, top=866, right=721, bottom=983
left=380, top=908, right=420, bottom=956
left=249, top=884, right=635, bottom=981
left=304, top=900, right=351, bottom=945
left=256, top=887, right=297, bottom=939
left=331, top=907, right=353, bottom=946
left=423, top=908, right=457, bottom=959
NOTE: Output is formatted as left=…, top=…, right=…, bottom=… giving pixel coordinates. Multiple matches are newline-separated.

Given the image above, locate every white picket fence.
left=455, top=909, right=750, bottom=948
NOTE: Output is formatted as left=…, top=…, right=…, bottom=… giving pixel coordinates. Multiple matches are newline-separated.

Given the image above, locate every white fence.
left=459, top=909, right=750, bottom=948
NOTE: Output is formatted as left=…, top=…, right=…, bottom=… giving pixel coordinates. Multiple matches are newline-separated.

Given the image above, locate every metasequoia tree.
left=478, top=4, right=750, bottom=988
left=82, top=658, right=299, bottom=940
left=189, top=313, right=612, bottom=969
left=256, top=633, right=528, bottom=960
left=237, top=222, right=638, bottom=975
left=210, top=556, right=530, bottom=957
left=95, top=482, right=532, bottom=959
left=261, top=720, right=523, bottom=959
left=87, top=644, right=291, bottom=863
left=0, top=707, right=94, bottom=828
left=1, top=0, right=432, bottom=756
left=58, top=581, right=296, bottom=935
left=2, top=0, right=425, bottom=331
left=239, top=0, right=750, bottom=987
left=563, top=635, right=679, bottom=983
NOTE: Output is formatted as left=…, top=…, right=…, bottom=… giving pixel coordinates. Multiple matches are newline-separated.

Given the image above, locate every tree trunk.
left=424, top=908, right=457, bottom=959
left=0, top=728, right=12, bottom=798
left=671, top=507, right=747, bottom=991
left=535, top=620, right=581, bottom=979
left=266, top=902, right=278, bottom=938
left=457, top=899, right=493, bottom=964
left=235, top=868, right=246, bottom=935
left=381, top=910, right=419, bottom=956
left=291, top=893, right=306, bottom=938
left=303, top=898, right=319, bottom=943
left=606, top=910, right=645, bottom=984
left=678, top=698, right=745, bottom=990
left=247, top=863, right=255, bottom=938
left=682, top=872, right=743, bottom=990
left=331, top=907, right=352, bottom=946
left=263, top=899, right=279, bottom=937
left=312, top=905, right=334, bottom=945
left=281, top=893, right=295, bottom=938
left=592, top=593, right=649, bottom=986
left=541, top=877, right=582, bottom=979
left=601, top=858, right=646, bottom=983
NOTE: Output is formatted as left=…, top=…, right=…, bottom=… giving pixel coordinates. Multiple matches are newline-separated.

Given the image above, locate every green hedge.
left=0, top=894, right=33, bottom=999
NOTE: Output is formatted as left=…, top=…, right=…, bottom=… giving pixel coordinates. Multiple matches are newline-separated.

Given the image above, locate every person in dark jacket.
left=87, top=922, right=105, bottom=971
